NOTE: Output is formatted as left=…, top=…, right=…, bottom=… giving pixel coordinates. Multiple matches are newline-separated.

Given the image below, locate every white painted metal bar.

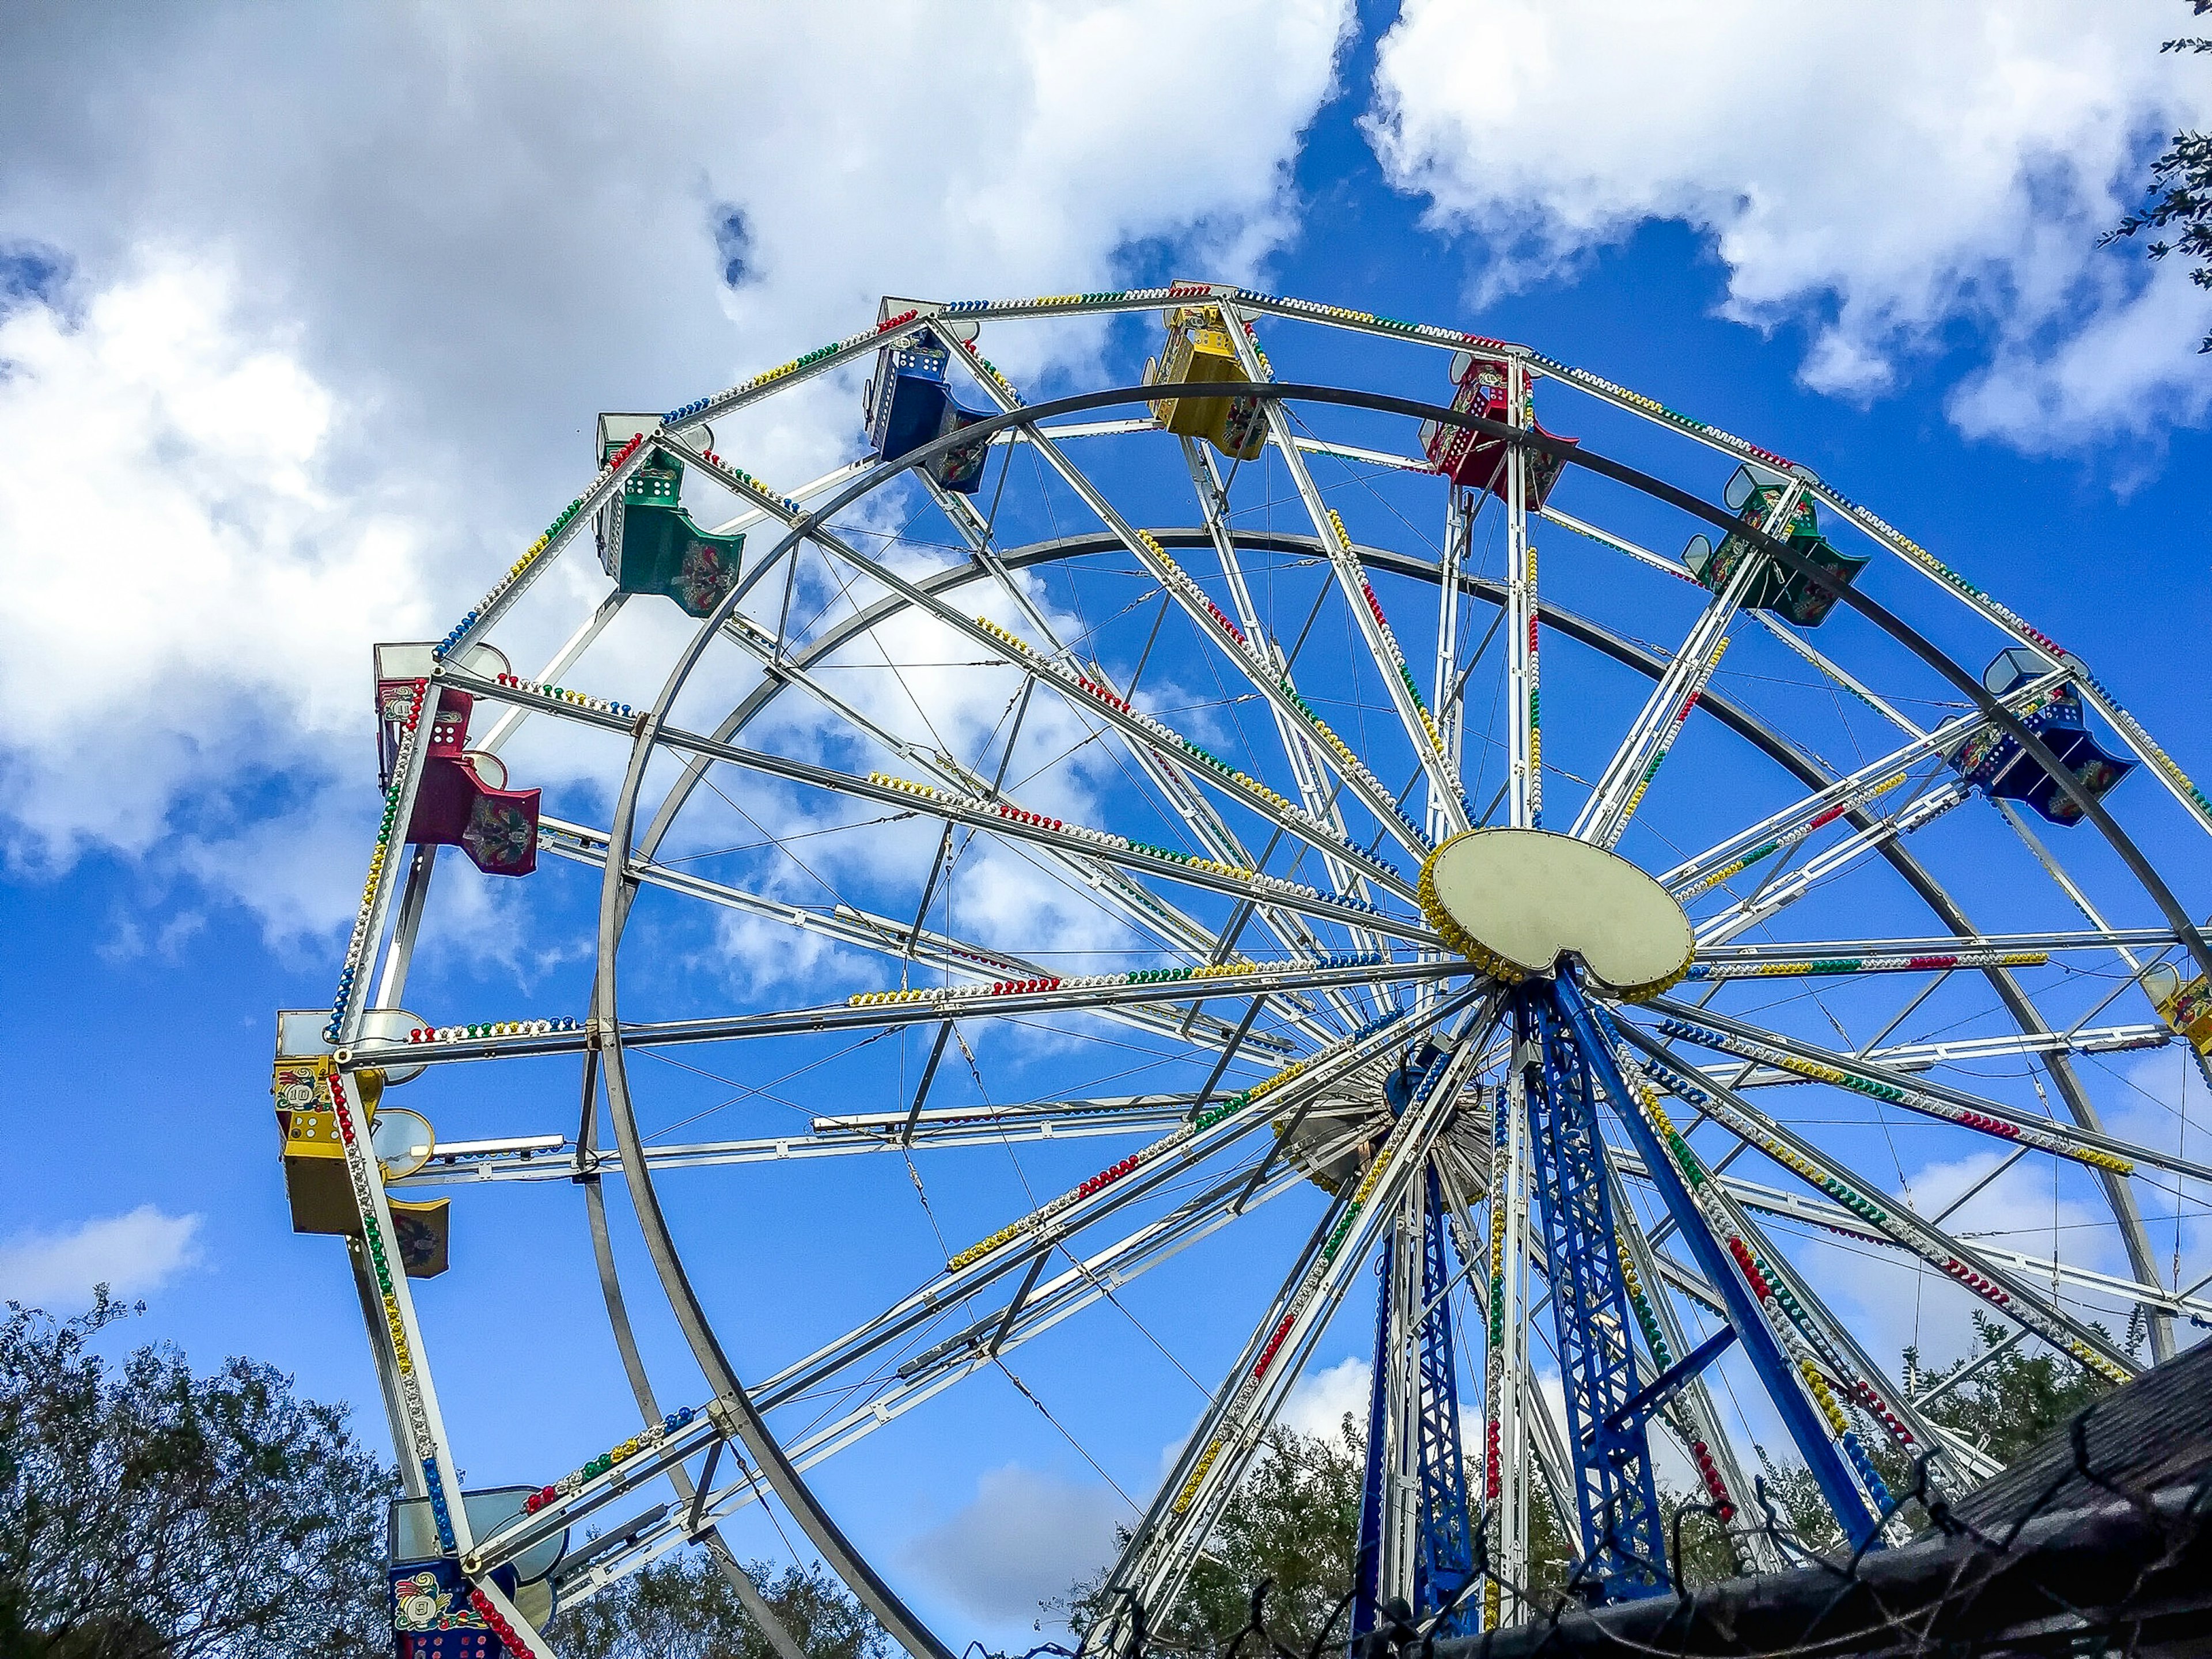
left=1694, top=782, right=1971, bottom=946
left=1694, top=929, right=2181, bottom=963
left=1573, top=483, right=1803, bottom=849
left=1215, top=298, right=1468, bottom=846
left=1646, top=998, right=2207, bottom=1181
left=1506, top=372, right=1539, bottom=835
left=1659, top=669, right=2067, bottom=899
left=1486, top=1032, right=1533, bottom=1626
left=394, top=1097, right=1205, bottom=1185
left=536, top=817, right=1296, bottom=1055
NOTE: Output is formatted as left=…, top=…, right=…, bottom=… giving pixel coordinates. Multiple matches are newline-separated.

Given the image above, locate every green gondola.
left=1683, top=467, right=1869, bottom=627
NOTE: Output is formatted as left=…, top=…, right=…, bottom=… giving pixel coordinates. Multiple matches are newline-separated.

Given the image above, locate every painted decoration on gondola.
left=1418, top=354, right=1577, bottom=508
left=375, top=684, right=541, bottom=876
left=1683, top=475, right=1869, bottom=627
left=597, top=440, right=747, bottom=616
left=1949, top=681, right=2135, bottom=825
left=389, top=1560, right=505, bottom=1659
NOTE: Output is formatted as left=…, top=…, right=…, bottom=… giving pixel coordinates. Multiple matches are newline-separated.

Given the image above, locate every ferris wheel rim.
left=341, top=340, right=2212, bottom=1647
left=561, top=404, right=2195, bottom=1637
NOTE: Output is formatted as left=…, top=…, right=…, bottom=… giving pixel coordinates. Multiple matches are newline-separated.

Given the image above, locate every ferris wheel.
left=271, top=281, right=2212, bottom=1659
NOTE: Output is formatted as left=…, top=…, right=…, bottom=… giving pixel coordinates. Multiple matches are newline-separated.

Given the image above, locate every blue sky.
left=3, top=1, right=2211, bottom=1648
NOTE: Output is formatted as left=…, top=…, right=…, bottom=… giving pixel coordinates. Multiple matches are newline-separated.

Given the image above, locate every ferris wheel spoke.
left=1680, top=1165, right=2212, bottom=1324
left=360, top=956, right=1461, bottom=1072
left=1431, top=487, right=1475, bottom=841
left=729, top=993, right=1470, bottom=1412
left=451, top=666, right=1431, bottom=947
left=920, top=469, right=1372, bottom=1013
left=1644, top=997, right=2205, bottom=1183
left=397, top=1096, right=1217, bottom=1187
left=536, top=817, right=1298, bottom=1056
left=1693, top=927, right=2185, bottom=965
left=1613, top=1027, right=2141, bottom=1383
left=1214, top=299, right=1467, bottom=844
left=1693, top=780, right=1969, bottom=946
left=660, top=435, right=1419, bottom=910
left=1662, top=669, right=2069, bottom=900
left=1573, top=482, right=1806, bottom=850
left=1725, top=1022, right=2171, bottom=1085
left=924, top=335, right=1437, bottom=866
left=1097, top=1031, right=1487, bottom=1652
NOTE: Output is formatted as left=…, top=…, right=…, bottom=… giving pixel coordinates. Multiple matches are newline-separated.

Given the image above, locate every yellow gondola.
left=271, top=1035, right=449, bottom=1277
left=1145, top=305, right=1265, bottom=460
left=2144, top=962, right=2212, bottom=1058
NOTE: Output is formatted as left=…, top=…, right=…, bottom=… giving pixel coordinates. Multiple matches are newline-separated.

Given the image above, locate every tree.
left=1, top=1292, right=393, bottom=1659
left=1055, top=1418, right=1365, bottom=1658
left=1910, top=1312, right=2118, bottom=1468
left=551, top=1551, right=885, bottom=1659
left=1051, top=1415, right=1636, bottom=1652
left=2103, top=1, right=2212, bottom=353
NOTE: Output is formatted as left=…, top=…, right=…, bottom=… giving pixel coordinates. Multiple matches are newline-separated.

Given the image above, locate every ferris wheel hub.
left=1417, top=828, right=1693, bottom=1001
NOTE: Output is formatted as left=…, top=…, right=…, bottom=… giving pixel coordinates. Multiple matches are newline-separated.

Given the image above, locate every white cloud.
left=1280, top=1353, right=1372, bottom=1441
left=1366, top=0, right=2212, bottom=447
left=1799, top=1145, right=2120, bottom=1368
left=0, top=255, right=435, bottom=877
left=905, top=1463, right=1123, bottom=1623
left=0, top=0, right=1353, bottom=937
left=0, top=1206, right=205, bottom=1307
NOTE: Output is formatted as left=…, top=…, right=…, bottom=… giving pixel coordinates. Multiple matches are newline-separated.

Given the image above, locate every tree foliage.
left=1051, top=1413, right=1731, bottom=1652
left=1, top=1293, right=392, bottom=1659
left=1910, top=1312, right=2118, bottom=1468
left=551, top=1549, right=885, bottom=1659
left=2104, top=1, right=2212, bottom=351
left=1056, top=1418, right=1365, bottom=1658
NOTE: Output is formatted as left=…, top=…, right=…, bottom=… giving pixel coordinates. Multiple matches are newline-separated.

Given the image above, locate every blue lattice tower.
left=1351, top=1075, right=1478, bottom=1638
left=1408, top=1165, right=1478, bottom=1625
left=1517, top=986, right=1670, bottom=1602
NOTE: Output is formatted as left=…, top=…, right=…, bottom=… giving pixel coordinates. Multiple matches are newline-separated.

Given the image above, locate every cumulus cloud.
left=906, top=1463, right=1124, bottom=1623
left=0, top=0, right=1352, bottom=936
left=0, top=1206, right=205, bottom=1307
left=1365, top=0, right=2212, bottom=446
left=1280, top=1353, right=1372, bottom=1441
left=0, top=256, right=435, bottom=875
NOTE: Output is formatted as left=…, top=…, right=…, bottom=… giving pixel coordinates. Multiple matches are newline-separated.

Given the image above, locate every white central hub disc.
left=1418, top=828, right=1694, bottom=1001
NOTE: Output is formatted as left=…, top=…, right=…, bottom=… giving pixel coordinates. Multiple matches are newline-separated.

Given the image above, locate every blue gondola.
left=1950, top=647, right=2134, bottom=824
left=863, top=324, right=993, bottom=494
left=388, top=1487, right=565, bottom=1658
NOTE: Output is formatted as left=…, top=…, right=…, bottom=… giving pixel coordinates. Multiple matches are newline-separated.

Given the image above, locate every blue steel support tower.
left=1352, top=1093, right=1479, bottom=1638
left=1517, top=987, right=1670, bottom=1601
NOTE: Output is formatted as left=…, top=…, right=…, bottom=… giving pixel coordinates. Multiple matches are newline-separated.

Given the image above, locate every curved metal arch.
left=578, top=527, right=2179, bottom=1600
left=577, top=385, right=2198, bottom=1652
